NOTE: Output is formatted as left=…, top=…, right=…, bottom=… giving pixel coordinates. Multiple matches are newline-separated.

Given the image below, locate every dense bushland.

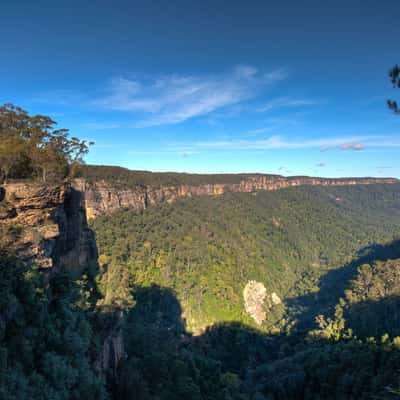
left=91, top=184, right=400, bottom=332
left=0, top=250, right=108, bottom=400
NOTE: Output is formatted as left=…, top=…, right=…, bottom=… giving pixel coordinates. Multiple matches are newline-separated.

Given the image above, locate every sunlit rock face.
left=243, top=281, right=268, bottom=325
left=271, top=292, right=282, bottom=305
left=73, top=176, right=398, bottom=219
left=0, top=182, right=97, bottom=273
left=243, top=282, right=283, bottom=325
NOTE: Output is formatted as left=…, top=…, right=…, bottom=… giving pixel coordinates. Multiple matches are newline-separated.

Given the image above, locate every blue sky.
left=1, top=0, right=400, bottom=177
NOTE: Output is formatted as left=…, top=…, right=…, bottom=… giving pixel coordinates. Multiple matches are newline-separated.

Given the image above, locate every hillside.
left=91, top=183, right=400, bottom=332
left=89, top=181, right=400, bottom=399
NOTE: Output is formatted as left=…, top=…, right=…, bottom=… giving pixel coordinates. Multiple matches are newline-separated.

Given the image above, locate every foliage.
left=387, top=64, right=400, bottom=113
left=72, top=164, right=279, bottom=188
left=0, top=249, right=107, bottom=400
left=343, top=258, right=400, bottom=338
left=89, top=183, right=400, bottom=399
left=0, top=103, right=92, bottom=183
left=114, top=285, right=400, bottom=400
left=91, top=184, right=400, bottom=332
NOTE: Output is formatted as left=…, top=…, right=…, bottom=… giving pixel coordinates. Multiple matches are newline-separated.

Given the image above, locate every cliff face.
left=0, top=181, right=125, bottom=382
left=0, top=182, right=97, bottom=272
left=73, top=176, right=399, bottom=219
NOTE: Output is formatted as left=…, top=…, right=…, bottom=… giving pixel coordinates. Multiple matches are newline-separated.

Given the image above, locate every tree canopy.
left=0, top=103, right=92, bottom=183
left=387, top=64, right=400, bottom=113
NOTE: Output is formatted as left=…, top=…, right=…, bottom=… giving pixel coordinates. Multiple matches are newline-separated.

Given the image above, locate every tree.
left=0, top=103, right=93, bottom=182
left=0, top=135, right=26, bottom=183
left=387, top=64, right=400, bottom=113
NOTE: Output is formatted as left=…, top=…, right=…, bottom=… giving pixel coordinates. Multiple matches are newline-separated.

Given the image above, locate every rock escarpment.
left=73, top=175, right=399, bottom=219
left=0, top=182, right=97, bottom=272
left=0, top=181, right=125, bottom=381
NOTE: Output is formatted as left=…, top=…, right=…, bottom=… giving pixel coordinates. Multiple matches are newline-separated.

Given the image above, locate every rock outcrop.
left=271, top=292, right=282, bottom=305
left=73, top=175, right=398, bottom=219
left=0, top=181, right=125, bottom=384
left=0, top=182, right=97, bottom=273
left=95, top=310, right=126, bottom=386
left=243, top=281, right=268, bottom=325
left=243, top=281, right=283, bottom=325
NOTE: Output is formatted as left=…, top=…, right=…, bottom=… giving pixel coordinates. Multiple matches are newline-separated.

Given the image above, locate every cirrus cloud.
left=168, top=134, right=400, bottom=153
left=257, top=96, right=320, bottom=113
left=338, top=143, right=366, bottom=151
left=92, top=66, right=287, bottom=127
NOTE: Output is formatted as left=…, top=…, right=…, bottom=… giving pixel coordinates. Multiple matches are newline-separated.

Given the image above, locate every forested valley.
left=90, top=184, right=400, bottom=399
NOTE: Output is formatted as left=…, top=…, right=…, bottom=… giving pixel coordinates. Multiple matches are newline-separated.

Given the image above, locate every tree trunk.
left=3, top=168, right=9, bottom=185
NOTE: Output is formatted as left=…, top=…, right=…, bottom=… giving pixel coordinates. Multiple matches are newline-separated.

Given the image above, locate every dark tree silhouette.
left=387, top=64, right=400, bottom=113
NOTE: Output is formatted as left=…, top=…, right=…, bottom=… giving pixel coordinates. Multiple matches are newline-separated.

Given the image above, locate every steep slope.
left=0, top=182, right=97, bottom=273
left=91, top=183, right=400, bottom=332
left=0, top=182, right=110, bottom=399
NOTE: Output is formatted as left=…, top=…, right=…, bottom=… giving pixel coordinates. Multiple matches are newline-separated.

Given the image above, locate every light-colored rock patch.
left=243, top=280, right=267, bottom=325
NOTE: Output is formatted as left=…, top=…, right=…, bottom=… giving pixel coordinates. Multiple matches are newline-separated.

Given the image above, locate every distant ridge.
left=74, top=164, right=398, bottom=188
left=72, top=165, right=399, bottom=219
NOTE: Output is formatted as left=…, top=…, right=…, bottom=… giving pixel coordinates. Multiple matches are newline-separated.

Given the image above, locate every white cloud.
left=191, top=135, right=380, bottom=151
left=338, top=143, right=366, bottom=151
left=92, top=66, right=287, bottom=126
left=257, top=96, right=319, bottom=113
left=171, top=134, right=400, bottom=153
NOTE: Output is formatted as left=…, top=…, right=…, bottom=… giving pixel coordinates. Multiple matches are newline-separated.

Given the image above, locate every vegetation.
left=0, top=103, right=92, bottom=183
left=343, top=257, right=400, bottom=338
left=388, top=64, right=400, bottom=113
left=1, top=181, right=400, bottom=399
left=0, top=248, right=107, bottom=400
left=72, top=164, right=280, bottom=188
left=114, top=281, right=400, bottom=400
left=72, top=165, right=392, bottom=189
left=89, top=184, right=400, bottom=399
left=91, top=184, right=400, bottom=332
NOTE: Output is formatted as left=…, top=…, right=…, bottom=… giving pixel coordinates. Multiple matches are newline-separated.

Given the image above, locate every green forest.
left=91, top=184, right=400, bottom=332
left=2, top=229, right=400, bottom=399
left=87, top=184, right=400, bottom=399
left=73, top=164, right=266, bottom=187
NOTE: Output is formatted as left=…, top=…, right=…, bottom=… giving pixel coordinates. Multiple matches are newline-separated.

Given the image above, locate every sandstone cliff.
left=0, top=181, right=126, bottom=380
left=0, top=182, right=97, bottom=272
left=73, top=175, right=399, bottom=219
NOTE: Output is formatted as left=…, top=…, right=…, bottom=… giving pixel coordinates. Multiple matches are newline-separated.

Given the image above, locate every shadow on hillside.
left=113, top=283, right=400, bottom=400
left=2, top=210, right=400, bottom=400
left=285, top=239, right=400, bottom=331
left=345, top=295, right=400, bottom=339
left=110, top=239, right=400, bottom=399
left=1, top=236, right=399, bottom=400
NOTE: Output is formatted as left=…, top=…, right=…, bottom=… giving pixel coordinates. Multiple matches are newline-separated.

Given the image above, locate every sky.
left=1, top=0, right=400, bottom=177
